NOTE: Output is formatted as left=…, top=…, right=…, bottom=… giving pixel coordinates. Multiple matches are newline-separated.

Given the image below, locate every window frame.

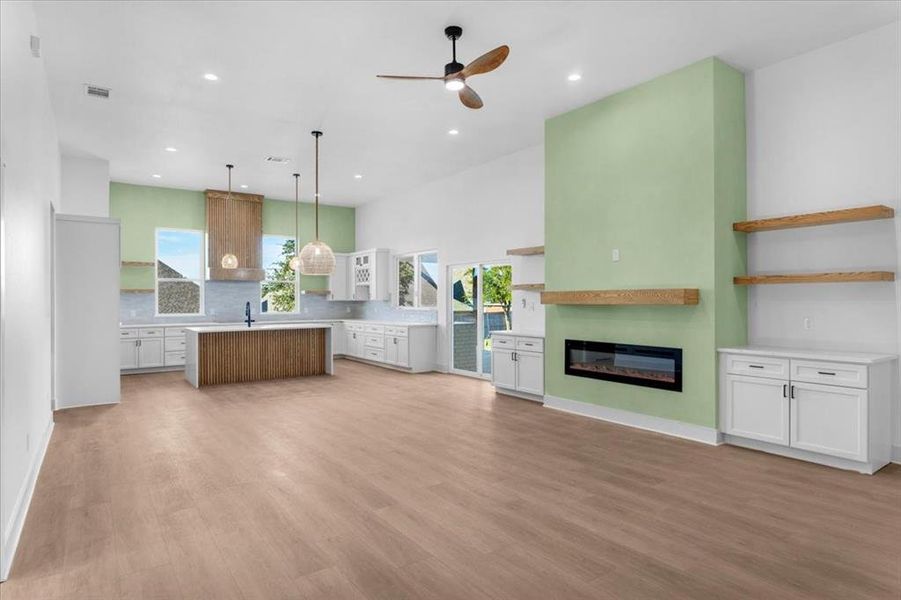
left=259, top=233, right=300, bottom=314
left=394, top=250, right=439, bottom=310
left=154, top=227, right=206, bottom=317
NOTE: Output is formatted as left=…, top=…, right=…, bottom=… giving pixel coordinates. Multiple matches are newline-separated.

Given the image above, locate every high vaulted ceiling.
left=34, top=1, right=899, bottom=206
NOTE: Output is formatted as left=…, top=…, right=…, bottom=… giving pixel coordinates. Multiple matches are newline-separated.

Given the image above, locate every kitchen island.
left=184, top=323, right=333, bottom=387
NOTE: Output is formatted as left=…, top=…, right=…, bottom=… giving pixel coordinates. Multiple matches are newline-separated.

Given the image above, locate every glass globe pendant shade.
left=298, top=240, right=335, bottom=276
left=221, top=253, right=238, bottom=269
left=288, top=255, right=301, bottom=271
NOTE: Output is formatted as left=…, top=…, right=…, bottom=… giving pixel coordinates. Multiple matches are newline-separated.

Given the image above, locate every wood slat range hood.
left=206, top=189, right=266, bottom=281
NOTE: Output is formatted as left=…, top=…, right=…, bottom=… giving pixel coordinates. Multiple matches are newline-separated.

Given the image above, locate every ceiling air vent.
left=84, top=84, right=111, bottom=99
left=264, top=156, right=291, bottom=164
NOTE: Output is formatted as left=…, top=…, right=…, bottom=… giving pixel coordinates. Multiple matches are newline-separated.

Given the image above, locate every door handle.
left=790, top=385, right=795, bottom=399
left=783, top=384, right=787, bottom=398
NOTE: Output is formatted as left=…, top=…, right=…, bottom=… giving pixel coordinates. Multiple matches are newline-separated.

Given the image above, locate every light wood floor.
left=2, top=359, right=899, bottom=599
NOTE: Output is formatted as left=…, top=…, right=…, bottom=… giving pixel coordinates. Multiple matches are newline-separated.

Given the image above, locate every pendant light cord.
left=314, top=134, right=320, bottom=241
left=293, top=173, right=300, bottom=255
left=225, top=164, right=233, bottom=257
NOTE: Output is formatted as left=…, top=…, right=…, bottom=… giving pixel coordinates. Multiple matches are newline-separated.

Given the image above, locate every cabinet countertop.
left=186, top=323, right=333, bottom=334
left=121, top=319, right=437, bottom=330
left=718, top=346, right=897, bottom=365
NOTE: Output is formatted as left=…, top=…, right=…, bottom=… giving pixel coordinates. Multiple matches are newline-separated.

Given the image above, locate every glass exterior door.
left=450, top=266, right=478, bottom=373
left=449, top=262, right=512, bottom=378
left=480, top=264, right=512, bottom=375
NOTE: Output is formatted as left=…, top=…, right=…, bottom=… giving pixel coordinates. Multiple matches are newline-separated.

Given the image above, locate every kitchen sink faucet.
left=245, top=301, right=255, bottom=328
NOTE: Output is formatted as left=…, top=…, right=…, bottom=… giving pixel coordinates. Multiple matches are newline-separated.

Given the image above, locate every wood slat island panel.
left=196, top=327, right=328, bottom=386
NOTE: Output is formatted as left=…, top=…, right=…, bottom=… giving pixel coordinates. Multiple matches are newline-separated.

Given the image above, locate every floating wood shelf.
left=734, top=272, right=895, bottom=285
left=506, top=245, right=545, bottom=256
left=540, top=288, right=699, bottom=306
left=121, top=261, right=155, bottom=267
left=512, top=283, right=545, bottom=292
left=121, top=288, right=154, bottom=294
left=733, top=205, right=894, bottom=233
left=301, top=289, right=331, bottom=297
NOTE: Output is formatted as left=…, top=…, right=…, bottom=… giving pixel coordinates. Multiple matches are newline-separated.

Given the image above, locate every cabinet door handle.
left=817, top=371, right=836, bottom=376
left=790, top=385, right=795, bottom=399
left=748, top=364, right=764, bottom=369
left=783, top=384, right=787, bottom=398
left=393, top=337, right=397, bottom=345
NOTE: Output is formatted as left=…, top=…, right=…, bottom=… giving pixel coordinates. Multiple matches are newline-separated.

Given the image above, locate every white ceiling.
left=34, top=1, right=899, bottom=206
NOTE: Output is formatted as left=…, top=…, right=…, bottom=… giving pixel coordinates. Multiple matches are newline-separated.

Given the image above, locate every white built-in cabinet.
left=491, top=333, right=545, bottom=400
left=120, top=327, right=184, bottom=370
left=718, top=347, right=895, bottom=474
left=340, top=322, right=436, bottom=372
left=328, top=249, right=389, bottom=301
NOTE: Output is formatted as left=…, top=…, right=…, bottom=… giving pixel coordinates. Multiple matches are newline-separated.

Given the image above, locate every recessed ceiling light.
left=203, top=73, right=219, bottom=81
left=567, top=73, right=582, bottom=82
left=164, top=147, right=178, bottom=152
left=240, top=184, right=248, bottom=189
left=152, top=174, right=161, bottom=178
left=354, top=174, right=363, bottom=179
left=448, top=129, right=459, bottom=136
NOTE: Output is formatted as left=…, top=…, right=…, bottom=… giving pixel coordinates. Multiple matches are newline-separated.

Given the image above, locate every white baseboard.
left=1, top=419, right=54, bottom=581
left=543, top=394, right=721, bottom=446
left=892, top=444, right=901, bottom=464
left=724, top=434, right=883, bottom=475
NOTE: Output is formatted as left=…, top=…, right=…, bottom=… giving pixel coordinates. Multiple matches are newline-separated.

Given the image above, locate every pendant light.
left=220, top=164, right=238, bottom=269
left=298, top=130, right=336, bottom=275
left=289, top=173, right=301, bottom=271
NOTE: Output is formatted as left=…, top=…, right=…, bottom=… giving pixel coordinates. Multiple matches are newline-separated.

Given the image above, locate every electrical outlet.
left=612, top=248, right=620, bottom=262
left=803, top=317, right=813, bottom=330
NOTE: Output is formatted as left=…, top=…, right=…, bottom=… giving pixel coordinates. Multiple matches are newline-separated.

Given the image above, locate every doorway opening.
left=448, top=262, right=513, bottom=378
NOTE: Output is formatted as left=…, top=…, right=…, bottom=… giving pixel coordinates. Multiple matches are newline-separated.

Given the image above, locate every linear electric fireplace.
left=565, top=340, right=683, bottom=392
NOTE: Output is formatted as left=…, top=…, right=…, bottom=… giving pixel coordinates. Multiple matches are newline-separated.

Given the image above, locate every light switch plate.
left=612, top=248, right=620, bottom=262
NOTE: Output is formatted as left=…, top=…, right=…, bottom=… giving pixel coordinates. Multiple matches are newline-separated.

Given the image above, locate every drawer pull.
left=783, top=384, right=788, bottom=398
left=748, top=364, right=764, bottom=369
left=817, top=371, right=836, bottom=376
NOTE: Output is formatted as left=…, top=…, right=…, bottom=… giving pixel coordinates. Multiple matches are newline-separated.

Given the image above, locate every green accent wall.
left=544, top=58, right=747, bottom=428
left=110, top=182, right=355, bottom=290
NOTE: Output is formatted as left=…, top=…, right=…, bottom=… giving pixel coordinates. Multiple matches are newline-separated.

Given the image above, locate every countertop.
left=490, top=330, right=545, bottom=338
left=186, top=323, right=334, bottom=334
left=718, top=345, right=897, bottom=365
left=122, top=319, right=438, bottom=329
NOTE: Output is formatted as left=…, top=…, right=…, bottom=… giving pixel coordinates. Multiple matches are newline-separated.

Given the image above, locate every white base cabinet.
left=719, top=347, right=895, bottom=474
left=340, top=322, right=436, bottom=372
left=491, top=333, right=544, bottom=401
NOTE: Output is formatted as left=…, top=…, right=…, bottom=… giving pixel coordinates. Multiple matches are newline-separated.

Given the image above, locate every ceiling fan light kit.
left=377, top=25, right=509, bottom=109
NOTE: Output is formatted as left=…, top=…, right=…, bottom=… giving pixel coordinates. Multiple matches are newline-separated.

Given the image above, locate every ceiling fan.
left=377, top=26, right=509, bottom=109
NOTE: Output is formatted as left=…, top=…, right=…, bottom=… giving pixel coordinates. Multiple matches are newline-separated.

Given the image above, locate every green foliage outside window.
left=262, top=238, right=297, bottom=312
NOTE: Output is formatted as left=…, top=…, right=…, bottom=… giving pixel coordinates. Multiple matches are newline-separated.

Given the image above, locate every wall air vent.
left=264, top=156, right=291, bottom=164
left=84, top=85, right=111, bottom=99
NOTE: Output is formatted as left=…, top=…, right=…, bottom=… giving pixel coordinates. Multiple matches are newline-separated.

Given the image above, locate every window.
left=261, top=234, right=298, bottom=313
left=396, top=251, right=438, bottom=309
left=156, top=228, right=204, bottom=315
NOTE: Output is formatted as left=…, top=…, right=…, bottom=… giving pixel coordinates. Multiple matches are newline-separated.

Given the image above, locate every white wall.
left=746, top=22, right=901, bottom=453
left=356, top=144, right=544, bottom=370
left=60, top=155, right=109, bottom=217
left=0, top=0, right=59, bottom=580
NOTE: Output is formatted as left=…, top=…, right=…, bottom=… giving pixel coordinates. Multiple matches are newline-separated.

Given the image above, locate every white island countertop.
left=186, top=323, right=334, bottom=334
left=718, top=345, right=897, bottom=365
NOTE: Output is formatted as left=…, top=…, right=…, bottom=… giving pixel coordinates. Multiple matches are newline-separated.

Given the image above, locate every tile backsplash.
left=120, top=281, right=437, bottom=325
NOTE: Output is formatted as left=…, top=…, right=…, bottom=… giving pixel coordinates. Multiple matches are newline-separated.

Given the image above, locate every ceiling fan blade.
left=460, top=45, right=509, bottom=79
left=459, top=85, right=483, bottom=109
left=377, top=75, right=445, bottom=80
